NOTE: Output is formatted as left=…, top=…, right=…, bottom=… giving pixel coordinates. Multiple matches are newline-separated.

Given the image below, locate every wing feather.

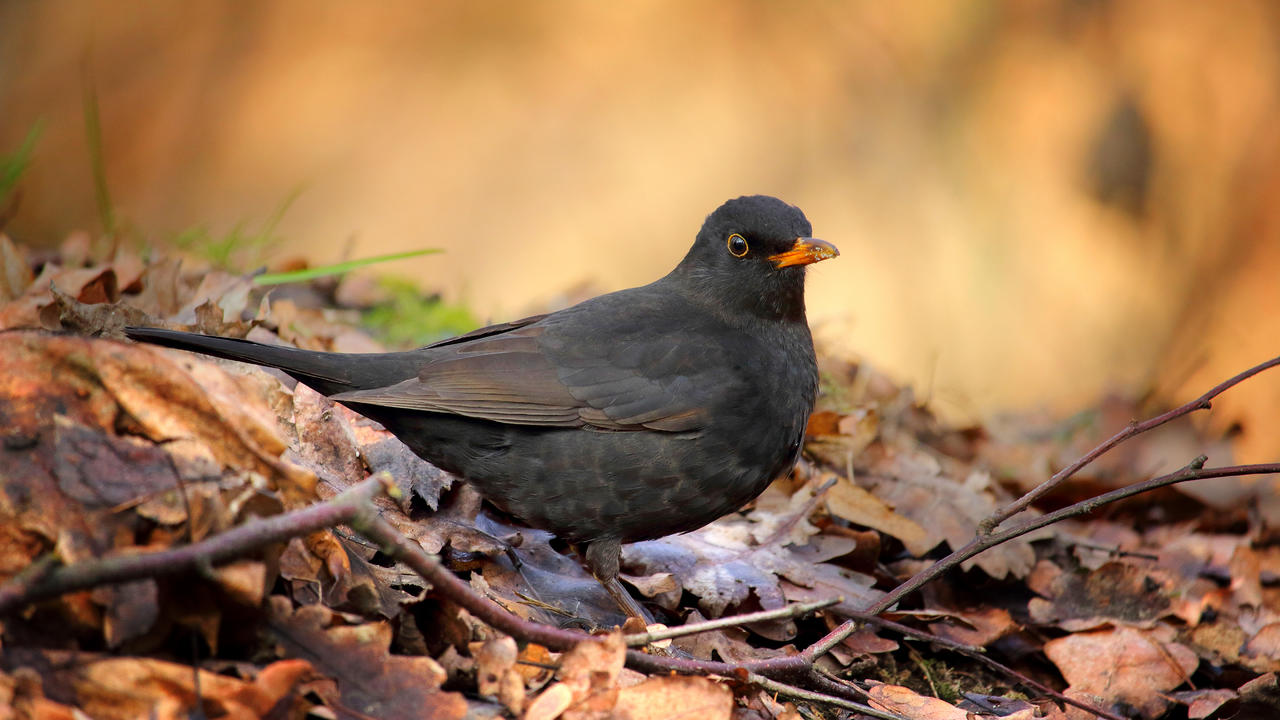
left=330, top=292, right=740, bottom=433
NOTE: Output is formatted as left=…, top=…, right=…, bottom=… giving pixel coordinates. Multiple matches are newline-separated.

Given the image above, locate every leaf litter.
left=0, top=232, right=1278, bottom=718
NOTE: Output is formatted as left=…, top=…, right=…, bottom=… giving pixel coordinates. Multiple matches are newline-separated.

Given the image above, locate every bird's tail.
left=124, top=326, right=417, bottom=396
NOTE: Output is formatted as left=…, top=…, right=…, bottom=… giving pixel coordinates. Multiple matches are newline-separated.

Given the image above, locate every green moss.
left=361, top=276, right=478, bottom=348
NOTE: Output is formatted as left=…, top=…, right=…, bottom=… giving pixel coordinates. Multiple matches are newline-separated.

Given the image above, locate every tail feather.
left=124, top=326, right=418, bottom=396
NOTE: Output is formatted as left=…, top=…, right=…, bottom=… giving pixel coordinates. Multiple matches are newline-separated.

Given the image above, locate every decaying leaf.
left=267, top=598, right=467, bottom=719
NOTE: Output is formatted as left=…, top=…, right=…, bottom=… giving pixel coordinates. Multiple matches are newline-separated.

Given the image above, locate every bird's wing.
left=328, top=303, right=734, bottom=432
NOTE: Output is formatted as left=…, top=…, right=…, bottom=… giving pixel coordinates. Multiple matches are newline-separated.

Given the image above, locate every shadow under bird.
left=125, top=195, right=838, bottom=617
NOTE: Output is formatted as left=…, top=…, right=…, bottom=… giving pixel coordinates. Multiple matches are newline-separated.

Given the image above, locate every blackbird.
left=125, top=195, right=837, bottom=613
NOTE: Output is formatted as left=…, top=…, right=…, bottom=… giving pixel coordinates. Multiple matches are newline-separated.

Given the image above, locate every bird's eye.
left=727, top=233, right=749, bottom=257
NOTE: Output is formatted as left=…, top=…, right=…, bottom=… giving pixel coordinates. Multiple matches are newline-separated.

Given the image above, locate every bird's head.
left=673, top=195, right=838, bottom=323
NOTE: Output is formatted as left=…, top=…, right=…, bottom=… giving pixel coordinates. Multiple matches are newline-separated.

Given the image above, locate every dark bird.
left=126, top=195, right=837, bottom=616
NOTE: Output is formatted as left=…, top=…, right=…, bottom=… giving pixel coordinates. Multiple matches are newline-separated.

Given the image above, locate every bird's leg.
left=583, top=538, right=653, bottom=624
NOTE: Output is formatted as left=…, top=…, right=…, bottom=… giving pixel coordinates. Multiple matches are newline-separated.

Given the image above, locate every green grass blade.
left=0, top=122, right=42, bottom=204
left=253, top=248, right=443, bottom=285
left=82, top=65, right=116, bottom=236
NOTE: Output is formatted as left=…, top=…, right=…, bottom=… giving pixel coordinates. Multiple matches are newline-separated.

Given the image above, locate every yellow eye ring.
left=727, top=233, right=749, bottom=257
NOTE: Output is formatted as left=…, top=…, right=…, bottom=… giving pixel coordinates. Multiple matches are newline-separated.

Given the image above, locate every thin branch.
left=946, top=647, right=1126, bottom=720
left=623, top=597, right=841, bottom=646
left=981, top=353, right=1280, bottom=532
left=805, top=460, right=1280, bottom=663
left=0, top=475, right=396, bottom=617
left=744, top=671, right=908, bottom=720
left=819, top=607, right=1121, bottom=712
left=355, top=513, right=598, bottom=652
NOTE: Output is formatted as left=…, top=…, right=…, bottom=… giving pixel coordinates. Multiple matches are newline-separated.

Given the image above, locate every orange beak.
left=768, top=237, right=839, bottom=268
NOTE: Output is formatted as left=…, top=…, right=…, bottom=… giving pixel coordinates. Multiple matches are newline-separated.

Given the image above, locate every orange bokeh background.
left=3, top=1, right=1278, bottom=459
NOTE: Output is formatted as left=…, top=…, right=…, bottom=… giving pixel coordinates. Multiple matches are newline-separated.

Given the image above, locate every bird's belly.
left=374, top=409, right=795, bottom=544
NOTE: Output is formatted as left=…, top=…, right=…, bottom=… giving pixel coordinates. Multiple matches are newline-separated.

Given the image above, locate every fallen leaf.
left=613, top=675, right=733, bottom=720
left=824, top=474, right=932, bottom=556
left=1028, top=561, right=1173, bottom=631
left=1044, top=625, right=1198, bottom=719
left=865, top=682, right=968, bottom=719
left=266, top=598, right=466, bottom=719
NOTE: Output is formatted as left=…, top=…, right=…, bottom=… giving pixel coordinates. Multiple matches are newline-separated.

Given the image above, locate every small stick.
left=805, top=459, right=1280, bottom=663
left=0, top=474, right=396, bottom=616
left=623, top=597, right=842, bottom=646
left=744, top=671, right=909, bottom=720
left=981, top=353, right=1280, bottom=533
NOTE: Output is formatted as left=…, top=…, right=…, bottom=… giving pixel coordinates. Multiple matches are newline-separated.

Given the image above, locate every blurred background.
left=2, top=1, right=1278, bottom=460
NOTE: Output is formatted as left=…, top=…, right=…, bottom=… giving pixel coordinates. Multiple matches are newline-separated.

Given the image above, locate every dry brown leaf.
left=927, top=606, right=1016, bottom=647
left=0, top=234, right=33, bottom=301
left=525, top=682, right=573, bottom=720
left=1044, top=625, right=1199, bottom=719
left=824, top=474, right=932, bottom=556
left=95, top=340, right=318, bottom=505
left=48, top=266, right=119, bottom=304
left=805, top=406, right=880, bottom=468
left=613, top=675, right=733, bottom=720
left=860, top=445, right=1036, bottom=578
left=211, top=559, right=269, bottom=607
left=170, top=272, right=255, bottom=327
left=1188, top=618, right=1249, bottom=668
left=1028, top=561, right=1173, bottom=631
left=267, top=598, right=466, bottom=719
left=1230, top=543, right=1265, bottom=609
left=529, top=631, right=627, bottom=719
left=0, top=667, right=79, bottom=720
left=838, top=625, right=899, bottom=656
left=471, top=636, right=525, bottom=715
left=1170, top=688, right=1238, bottom=719
left=865, top=682, right=968, bottom=719
left=1243, top=623, right=1280, bottom=671
left=778, top=561, right=884, bottom=621
left=96, top=577, right=159, bottom=648
left=2, top=652, right=314, bottom=720
left=129, top=256, right=184, bottom=318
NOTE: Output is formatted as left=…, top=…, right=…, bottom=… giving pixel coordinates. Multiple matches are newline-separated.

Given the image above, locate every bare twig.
left=744, top=671, right=908, bottom=720
left=1072, top=540, right=1159, bottom=560
left=623, top=597, right=841, bottom=646
left=981, top=353, right=1280, bottom=532
left=967, top=654, right=1126, bottom=720
left=355, top=513, right=600, bottom=652
left=0, top=474, right=396, bottom=616
left=805, top=460, right=1280, bottom=663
